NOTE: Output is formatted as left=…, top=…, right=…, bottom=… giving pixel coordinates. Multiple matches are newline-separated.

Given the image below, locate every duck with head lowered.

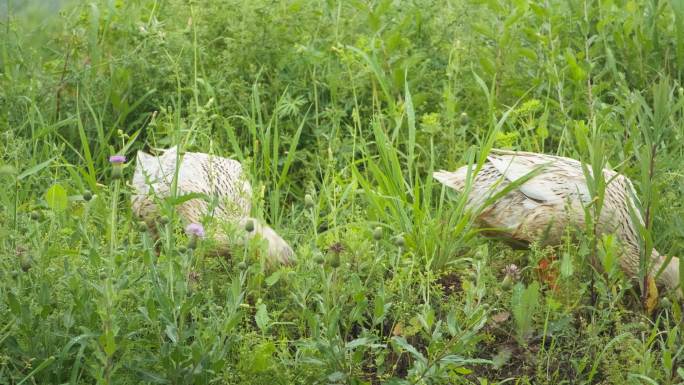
left=434, top=149, right=680, bottom=306
left=131, top=146, right=294, bottom=265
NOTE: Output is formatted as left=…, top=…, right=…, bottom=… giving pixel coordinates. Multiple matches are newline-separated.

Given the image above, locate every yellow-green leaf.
left=45, top=184, right=68, bottom=212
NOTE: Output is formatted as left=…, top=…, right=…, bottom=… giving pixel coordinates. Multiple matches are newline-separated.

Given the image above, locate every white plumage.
left=131, top=146, right=294, bottom=265
left=434, top=149, right=679, bottom=294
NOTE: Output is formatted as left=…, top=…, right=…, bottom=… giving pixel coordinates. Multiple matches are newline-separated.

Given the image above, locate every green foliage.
left=2, top=0, right=684, bottom=383
left=511, top=282, right=540, bottom=345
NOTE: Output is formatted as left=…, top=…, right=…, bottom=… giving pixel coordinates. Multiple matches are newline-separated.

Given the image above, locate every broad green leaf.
left=45, top=184, right=68, bottom=212
left=164, top=324, right=178, bottom=344
left=560, top=252, right=573, bottom=278
left=265, top=271, right=282, bottom=287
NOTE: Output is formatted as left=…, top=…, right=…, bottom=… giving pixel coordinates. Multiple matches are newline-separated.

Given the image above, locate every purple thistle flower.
left=109, top=155, right=126, bottom=164
left=185, top=223, right=205, bottom=238
left=502, top=264, right=521, bottom=280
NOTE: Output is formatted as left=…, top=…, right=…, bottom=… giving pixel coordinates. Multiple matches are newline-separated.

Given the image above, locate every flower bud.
left=20, top=255, right=33, bottom=272
left=329, top=253, right=341, bottom=268
left=373, top=226, right=383, bottom=241
left=237, top=261, right=247, bottom=270
left=29, top=211, right=41, bottom=221
left=244, top=219, right=255, bottom=232
left=460, top=112, right=469, bottom=125
left=83, top=190, right=93, bottom=201
left=159, top=216, right=170, bottom=225
left=501, top=275, right=513, bottom=290
left=187, top=238, right=197, bottom=250
left=660, top=297, right=672, bottom=309
left=111, top=166, right=123, bottom=180
left=394, top=235, right=405, bottom=248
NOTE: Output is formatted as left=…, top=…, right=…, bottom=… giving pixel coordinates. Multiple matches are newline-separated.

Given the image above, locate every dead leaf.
left=491, top=311, right=510, bottom=324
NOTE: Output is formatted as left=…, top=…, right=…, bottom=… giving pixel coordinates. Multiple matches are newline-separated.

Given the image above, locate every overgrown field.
left=3, top=0, right=684, bottom=383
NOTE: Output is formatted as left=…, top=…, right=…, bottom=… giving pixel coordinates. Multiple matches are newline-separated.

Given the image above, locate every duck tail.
left=433, top=168, right=468, bottom=191
left=655, top=254, right=681, bottom=297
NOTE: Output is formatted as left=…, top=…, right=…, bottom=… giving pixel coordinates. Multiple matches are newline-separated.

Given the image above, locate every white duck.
left=434, top=149, right=679, bottom=296
left=131, top=146, right=294, bottom=265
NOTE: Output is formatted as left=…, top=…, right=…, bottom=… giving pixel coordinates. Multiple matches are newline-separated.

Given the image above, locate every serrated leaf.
left=165, top=324, right=178, bottom=344
left=392, top=336, right=426, bottom=363
left=345, top=337, right=369, bottom=351
left=249, top=341, right=275, bottom=373
left=255, top=303, right=270, bottom=331
left=7, top=292, right=20, bottom=315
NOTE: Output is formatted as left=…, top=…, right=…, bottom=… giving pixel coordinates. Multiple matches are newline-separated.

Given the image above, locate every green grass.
left=2, top=0, right=684, bottom=383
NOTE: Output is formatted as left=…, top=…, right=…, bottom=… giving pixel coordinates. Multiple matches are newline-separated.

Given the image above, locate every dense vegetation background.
left=3, top=0, right=684, bottom=383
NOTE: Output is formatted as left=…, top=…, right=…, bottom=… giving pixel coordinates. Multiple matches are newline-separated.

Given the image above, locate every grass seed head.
left=304, top=194, right=315, bottom=209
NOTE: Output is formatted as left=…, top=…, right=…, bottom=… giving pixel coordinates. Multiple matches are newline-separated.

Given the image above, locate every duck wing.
left=486, top=150, right=592, bottom=205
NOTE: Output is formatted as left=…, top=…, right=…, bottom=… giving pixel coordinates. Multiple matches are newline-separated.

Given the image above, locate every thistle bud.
left=20, top=255, right=33, bottom=272
left=188, top=238, right=197, bottom=250
left=394, top=235, right=405, bottom=248
left=29, top=211, right=41, bottom=221
left=244, top=219, right=255, bottom=233
left=237, top=261, right=247, bottom=270
left=501, top=275, right=513, bottom=290
left=314, top=253, right=325, bottom=265
left=373, top=226, right=383, bottom=241
left=83, top=190, right=93, bottom=201
left=460, top=112, right=469, bottom=125
left=111, top=167, right=123, bottom=180
left=109, top=155, right=126, bottom=180
left=159, top=216, right=170, bottom=225
left=329, top=253, right=341, bottom=268
left=660, top=297, right=672, bottom=309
